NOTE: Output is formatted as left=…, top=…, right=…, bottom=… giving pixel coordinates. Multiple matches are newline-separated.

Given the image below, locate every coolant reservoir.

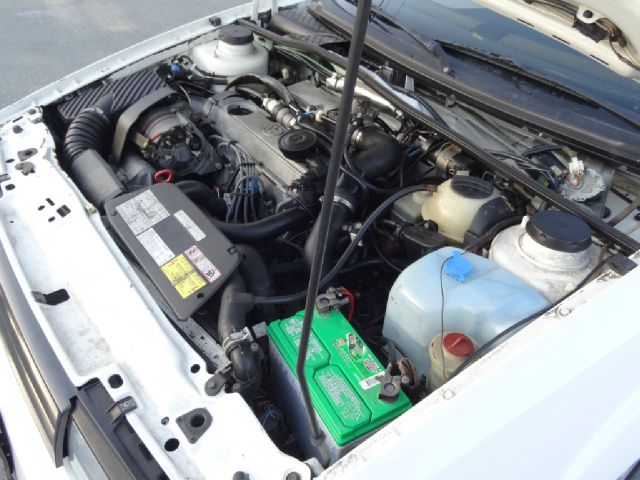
left=190, top=25, right=268, bottom=90
left=422, top=176, right=499, bottom=243
left=382, top=247, right=549, bottom=377
left=489, top=210, right=600, bottom=302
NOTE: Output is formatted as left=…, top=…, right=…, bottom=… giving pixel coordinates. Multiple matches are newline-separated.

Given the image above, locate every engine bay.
left=20, top=4, right=640, bottom=471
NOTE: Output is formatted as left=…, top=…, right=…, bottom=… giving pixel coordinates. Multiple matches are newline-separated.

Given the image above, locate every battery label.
left=116, top=190, right=169, bottom=235
left=317, top=366, right=368, bottom=428
left=161, top=254, right=206, bottom=299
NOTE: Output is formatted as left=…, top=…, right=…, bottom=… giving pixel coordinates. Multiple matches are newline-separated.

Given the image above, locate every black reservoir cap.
left=451, top=175, right=493, bottom=199
left=526, top=210, right=592, bottom=253
left=219, top=25, right=254, bottom=46
left=278, top=129, right=317, bottom=161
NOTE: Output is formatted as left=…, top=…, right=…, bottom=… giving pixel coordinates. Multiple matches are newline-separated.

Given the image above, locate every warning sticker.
left=175, top=210, right=206, bottom=241
left=359, top=373, right=384, bottom=391
left=317, top=366, right=368, bottom=427
left=184, top=245, right=221, bottom=283
left=161, top=254, right=206, bottom=299
left=136, top=228, right=174, bottom=266
left=116, top=190, right=169, bottom=235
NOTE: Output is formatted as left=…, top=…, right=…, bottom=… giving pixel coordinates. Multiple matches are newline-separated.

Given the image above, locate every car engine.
left=38, top=12, right=640, bottom=470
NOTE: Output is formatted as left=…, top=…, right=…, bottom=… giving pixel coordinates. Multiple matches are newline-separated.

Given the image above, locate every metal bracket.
left=205, top=369, right=231, bottom=396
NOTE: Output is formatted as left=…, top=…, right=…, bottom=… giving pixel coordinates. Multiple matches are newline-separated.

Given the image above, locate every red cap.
left=443, top=333, right=474, bottom=357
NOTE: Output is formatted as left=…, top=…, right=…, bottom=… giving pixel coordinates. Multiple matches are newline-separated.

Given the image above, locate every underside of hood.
left=473, top=0, right=640, bottom=80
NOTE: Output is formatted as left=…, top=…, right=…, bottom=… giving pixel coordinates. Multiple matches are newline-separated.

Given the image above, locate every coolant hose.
left=212, top=208, right=310, bottom=243
left=218, top=273, right=257, bottom=384
left=225, top=73, right=295, bottom=106
left=176, top=181, right=228, bottom=219
left=63, top=94, right=114, bottom=166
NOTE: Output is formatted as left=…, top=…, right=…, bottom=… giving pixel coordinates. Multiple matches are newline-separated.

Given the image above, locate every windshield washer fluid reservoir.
left=422, top=176, right=499, bottom=244
left=382, top=246, right=549, bottom=378
left=489, top=210, right=600, bottom=302
left=190, top=25, right=268, bottom=90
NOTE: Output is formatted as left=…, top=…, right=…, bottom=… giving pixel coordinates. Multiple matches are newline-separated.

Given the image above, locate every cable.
left=253, top=184, right=428, bottom=305
left=450, top=253, right=622, bottom=378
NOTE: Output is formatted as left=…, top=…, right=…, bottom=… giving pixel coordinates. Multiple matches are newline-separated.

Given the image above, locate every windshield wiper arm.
left=438, top=40, right=640, bottom=131
left=342, top=1, right=453, bottom=75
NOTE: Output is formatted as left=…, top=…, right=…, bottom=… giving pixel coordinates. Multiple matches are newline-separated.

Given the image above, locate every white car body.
left=0, top=1, right=639, bottom=479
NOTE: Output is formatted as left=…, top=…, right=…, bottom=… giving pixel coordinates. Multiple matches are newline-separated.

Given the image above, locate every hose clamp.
left=222, top=327, right=253, bottom=356
left=333, top=194, right=355, bottom=213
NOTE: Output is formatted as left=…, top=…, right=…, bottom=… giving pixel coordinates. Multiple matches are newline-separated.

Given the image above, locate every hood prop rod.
left=294, top=0, right=372, bottom=467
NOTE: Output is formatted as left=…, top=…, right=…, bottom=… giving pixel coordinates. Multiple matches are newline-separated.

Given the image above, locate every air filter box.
left=267, top=310, right=411, bottom=463
left=105, top=183, right=240, bottom=320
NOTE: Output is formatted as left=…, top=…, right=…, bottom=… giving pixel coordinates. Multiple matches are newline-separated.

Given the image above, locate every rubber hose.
left=225, top=74, right=295, bottom=105
left=218, top=273, right=257, bottom=384
left=236, top=244, right=274, bottom=297
left=303, top=126, right=400, bottom=271
left=303, top=202, right=351, bottom=274
left=212, top=208, right=310, bottom=243
left=63, top=94, right=114, bottom=166
left=237, top=244, right=277, bottom=321
left=176, top=181, right=227, bottom=219
left=351, top=125, right=401, bottom=180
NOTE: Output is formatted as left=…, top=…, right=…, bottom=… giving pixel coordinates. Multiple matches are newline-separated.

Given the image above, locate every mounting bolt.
left=582, top=9, right=593, bottom=19
left=160, top=417, right=169, bottom=425
left=558, top=306, right=571, bottom=317
left=442, top=390, right=455, bottom=400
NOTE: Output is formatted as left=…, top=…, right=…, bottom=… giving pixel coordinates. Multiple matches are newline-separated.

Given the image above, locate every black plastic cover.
left=464, top=197, right=514, bottom=245
left=56, top=69, right=167, bottom=126
left=526, top=210, right=592, bottom=253
left=219, top=25, right=254, bottom=45
left=105, top=183, right=241, bottom=320
left=278, top=129, right=317, bottom=160
left=451, top=175, right=493, bottom=199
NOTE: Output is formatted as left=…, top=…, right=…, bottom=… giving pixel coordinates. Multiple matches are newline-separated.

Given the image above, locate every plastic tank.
left=490, top=210, right=600, bottom=302
left=382, top=247, right=549, bottom=378
left=421, top=176, right=499, bottom=243
left=190, top=25, right=268, bottom=91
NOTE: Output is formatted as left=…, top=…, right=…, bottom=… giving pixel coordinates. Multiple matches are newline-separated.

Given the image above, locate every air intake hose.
left=63, top=94, right=114, bottom=166
left=304, top=126, right=400, bottom=271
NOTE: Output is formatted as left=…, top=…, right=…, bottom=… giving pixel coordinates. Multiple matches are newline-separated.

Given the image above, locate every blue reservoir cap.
left=170, top=63, right=181, bottom=75
left=445, top=251, right=472, bottom=282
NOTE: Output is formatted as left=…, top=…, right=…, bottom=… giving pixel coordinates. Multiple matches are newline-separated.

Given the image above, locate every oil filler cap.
left=526, top=210, right=591, bottom=253
left=278, top=129, right=317, bottom=161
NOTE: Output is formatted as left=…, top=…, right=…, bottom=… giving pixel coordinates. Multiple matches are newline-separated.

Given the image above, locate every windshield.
left=374, top=0, right=640, bottom=122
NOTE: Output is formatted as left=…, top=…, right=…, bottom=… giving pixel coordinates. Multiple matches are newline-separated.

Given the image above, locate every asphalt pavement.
left=0, top=0, right=244, bottom=108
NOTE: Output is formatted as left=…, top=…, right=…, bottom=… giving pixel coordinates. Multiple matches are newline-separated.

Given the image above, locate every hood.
left=473, top=0, right=640, bottom=79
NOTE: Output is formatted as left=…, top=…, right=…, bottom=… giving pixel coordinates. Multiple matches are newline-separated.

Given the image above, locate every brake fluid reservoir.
left=489, top=210, right=600, bottom=302
left=190, top=25, right=268, bottom=90
left=422, top=176, right=499, bottom=243
left=382, top=247, right=549, bottom=377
